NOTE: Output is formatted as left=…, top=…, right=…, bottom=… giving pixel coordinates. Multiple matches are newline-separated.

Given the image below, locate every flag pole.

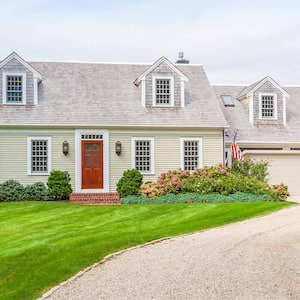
left=231, top=129, right=242, bottom=163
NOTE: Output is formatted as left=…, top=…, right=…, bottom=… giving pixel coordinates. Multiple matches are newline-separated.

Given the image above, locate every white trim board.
left=75, top=129, right=109, bottom=193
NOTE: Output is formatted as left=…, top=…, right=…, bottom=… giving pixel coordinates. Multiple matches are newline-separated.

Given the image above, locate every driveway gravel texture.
left=43, top=204, right=300, bottom=300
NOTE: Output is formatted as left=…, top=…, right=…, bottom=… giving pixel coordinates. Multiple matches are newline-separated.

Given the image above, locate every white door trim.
left=75, top=130, right=109, bottom=193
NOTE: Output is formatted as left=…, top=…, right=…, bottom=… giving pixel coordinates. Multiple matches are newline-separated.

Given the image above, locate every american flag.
left=231, top=131, right=242, bottom=160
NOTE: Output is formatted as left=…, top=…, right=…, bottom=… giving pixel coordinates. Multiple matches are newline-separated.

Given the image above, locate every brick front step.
left=70, top=192, right=121, bottom=205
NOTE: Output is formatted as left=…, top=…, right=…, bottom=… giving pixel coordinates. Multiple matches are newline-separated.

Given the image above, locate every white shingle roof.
left=0, top=61, right=228, bottom=128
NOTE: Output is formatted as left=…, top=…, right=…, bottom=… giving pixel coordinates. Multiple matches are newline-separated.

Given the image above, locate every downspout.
left=222, top=129, right=226, bottom=165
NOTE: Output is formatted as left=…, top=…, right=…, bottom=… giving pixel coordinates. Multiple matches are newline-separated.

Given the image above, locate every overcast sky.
left=1, top=0, right=300, bottom=85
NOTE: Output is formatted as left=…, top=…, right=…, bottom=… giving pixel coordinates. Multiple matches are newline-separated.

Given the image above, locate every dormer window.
left=237, top=76, right=287, bottom=125
left=0, top=52, right=42, bottom=106
left=153, top=75, right=174, bottom=106
left=134, top=57, right=188, bottom=108
left=259, top=93, right=277, bottom=119
left=3, top=73, right=26, bottom=104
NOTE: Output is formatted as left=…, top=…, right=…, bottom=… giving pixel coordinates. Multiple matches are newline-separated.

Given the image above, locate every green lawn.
left=0, top=201, right=293, bottom=300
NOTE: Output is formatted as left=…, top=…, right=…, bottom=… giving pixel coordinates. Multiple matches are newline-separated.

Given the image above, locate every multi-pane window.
left=181, top=138, right=202, bottom=171
left=155, top=79, right=171, bottom=105
left=261, top=95, right=274, bottom=118
left=28, top=137, right=51, bottom=174
left=81, top=134, right=103, bottom=140
left=132, top=138, right=154, bottom=174
left=31, top=140, right=48, bottom=173
left=183, top=140, right=199, bottom=170
left=135, top=140, right=151, bottom=172
left=6, top=75, right=23, bottom=103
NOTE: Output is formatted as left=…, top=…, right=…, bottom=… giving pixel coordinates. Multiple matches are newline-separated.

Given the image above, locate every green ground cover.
left=0, top=201, right=293, bottom=300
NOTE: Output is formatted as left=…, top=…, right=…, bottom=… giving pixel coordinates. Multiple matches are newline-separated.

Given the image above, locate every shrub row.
left=0, top=180, right=48, bottom=202
left=0, top=170, right=72, bottom=202
left=122, top=192, right=278, bottom=204
left=141, top=164, right=289, bottom=201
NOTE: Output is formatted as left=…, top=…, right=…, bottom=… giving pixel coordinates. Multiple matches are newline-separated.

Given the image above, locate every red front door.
left=81, top=140, right=103, bottom=189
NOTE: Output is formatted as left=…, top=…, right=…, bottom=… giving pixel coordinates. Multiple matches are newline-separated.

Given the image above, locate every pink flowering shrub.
left=191, top=164, right=230, bottom=179
left=270, top=183, right=290, bottom=201
left=141, top=164, right=289, bottom=201
left=142, top=169, right=190, bottom=198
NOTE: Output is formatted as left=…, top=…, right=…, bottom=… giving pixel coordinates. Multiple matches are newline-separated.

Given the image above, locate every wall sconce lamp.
left=62, top=140, right=69, bottom=156
left=115, top=141, right=122, bottom=156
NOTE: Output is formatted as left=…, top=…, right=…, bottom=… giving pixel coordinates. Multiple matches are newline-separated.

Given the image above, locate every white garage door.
left=247, top=153, right=300, bottom=196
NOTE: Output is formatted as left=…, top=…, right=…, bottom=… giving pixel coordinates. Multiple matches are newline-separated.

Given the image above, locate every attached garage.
left=246, top=151, right=300, bottom=196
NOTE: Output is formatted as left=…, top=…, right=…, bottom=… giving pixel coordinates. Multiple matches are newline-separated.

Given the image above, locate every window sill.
left=140, top=172, right=155, bottom=176
left=152, top=104, right=175, bottom=108
left=28, top=173, right=50, bottom=176
left=2, top=103, right=28, bottom=106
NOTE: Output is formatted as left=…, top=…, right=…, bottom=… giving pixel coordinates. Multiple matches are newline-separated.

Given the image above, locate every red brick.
left=69, top=192, right=121, bottom=205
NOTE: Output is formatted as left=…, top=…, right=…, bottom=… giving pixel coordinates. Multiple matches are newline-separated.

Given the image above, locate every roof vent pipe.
left=176, top=52, right=189, bottom=64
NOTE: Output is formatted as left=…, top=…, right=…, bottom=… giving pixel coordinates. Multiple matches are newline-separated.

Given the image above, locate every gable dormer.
left=0, top=52, right=42, bottom=106
left=134, top=56, right=188, bottom=108
left=237, top=76, right=289, bottom=126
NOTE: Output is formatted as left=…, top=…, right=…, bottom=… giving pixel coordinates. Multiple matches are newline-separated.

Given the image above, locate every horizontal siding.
left=202, top=135, right=224, bottom=166
left=0, top=129, right=223, bottom=193
left=0, top=133, right=28, bottom=182
left=109, top=130, right=223, bottom=192
left=51, top=133, right=75, bottom=190
left=0, top=130, right=75, bottom=190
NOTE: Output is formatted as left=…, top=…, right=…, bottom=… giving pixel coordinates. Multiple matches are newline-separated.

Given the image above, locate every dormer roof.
left=0, top=52, right=42, bottom=81
left=237, top=76, right=289, bottom=100
left=134, top=56, right=188, bottom=85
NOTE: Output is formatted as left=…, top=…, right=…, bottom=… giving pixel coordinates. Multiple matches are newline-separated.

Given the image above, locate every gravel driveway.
left=43, top=204, right=300, bottom=300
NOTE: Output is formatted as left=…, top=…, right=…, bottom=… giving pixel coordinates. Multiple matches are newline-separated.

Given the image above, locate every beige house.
left=0, top=52, right=228, bottom=200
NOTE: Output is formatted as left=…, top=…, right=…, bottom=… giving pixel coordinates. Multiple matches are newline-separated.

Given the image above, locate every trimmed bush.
left=0, top=180, right=25, bottom=202
left=24, top=182, right=48, bottom=201
left=47, top=170, right=72, bottom=200
left=117, top=169, right=143, bottom=198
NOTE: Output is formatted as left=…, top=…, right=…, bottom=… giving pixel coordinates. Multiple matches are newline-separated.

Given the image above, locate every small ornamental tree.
left=116, top=169, right=143, bottom=198
left=47, top=170, right=72, bottom=200
left=230, top=157, right=269, bottom=182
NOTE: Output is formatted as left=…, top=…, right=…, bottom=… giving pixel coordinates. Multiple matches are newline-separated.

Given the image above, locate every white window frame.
left=152, top=75, right=174, bottom=107
left=3, top=72, right=26, bottom=105
left=259, top=93, right=277, bottom=119
left=27, top=137, right=52, bottom=175
left=132, top=137, right=155, bottom=174
left=180, top=138, right=203, bottom=171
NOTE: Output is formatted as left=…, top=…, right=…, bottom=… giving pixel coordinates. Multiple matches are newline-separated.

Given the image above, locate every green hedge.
left=0, top=180, right=48, bottom=202
left=47, top=170, right=72, bottom=200
left=116, top=169, right=143, bottom=198
left=0, top=169, right=73, bottom=202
